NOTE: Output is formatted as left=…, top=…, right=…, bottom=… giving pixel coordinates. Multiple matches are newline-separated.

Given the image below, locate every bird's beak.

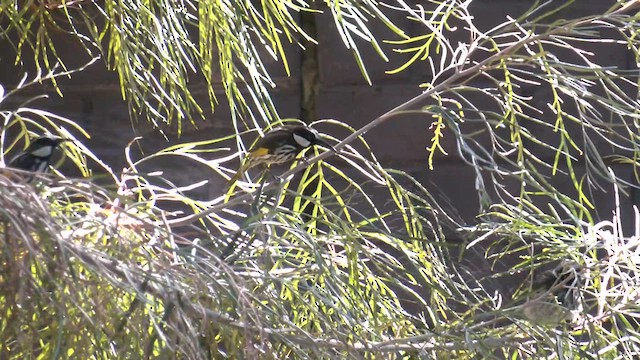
left=59, top=138, right=75, bottom=145
left=315, top=137, right=336, bottom=152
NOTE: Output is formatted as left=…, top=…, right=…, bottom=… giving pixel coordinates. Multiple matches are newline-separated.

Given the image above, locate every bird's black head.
left=290, top=126, right=334, bottom=151
left=26, top=136, right=69, bottom=158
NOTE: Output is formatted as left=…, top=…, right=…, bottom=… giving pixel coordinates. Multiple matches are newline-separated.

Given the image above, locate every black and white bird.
left=229, top=124, right=335, bottom=185
left=9, top=136, right=69, bottom=174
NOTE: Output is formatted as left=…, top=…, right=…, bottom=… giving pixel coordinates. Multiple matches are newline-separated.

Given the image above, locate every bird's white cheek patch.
left=30, top=146, right=54, bottom=158
left=293, top=133, right=311, bottom=148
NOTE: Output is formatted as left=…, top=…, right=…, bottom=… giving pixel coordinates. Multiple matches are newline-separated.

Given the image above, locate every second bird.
left=229, top=124, right=334, bottom=185
left=9, top=136, right=69, bottom=173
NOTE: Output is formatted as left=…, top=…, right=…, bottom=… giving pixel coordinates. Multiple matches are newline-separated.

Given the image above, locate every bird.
left=229, top=124, right=335, bottom=185
left=8, top=136, right=70, bottom=174
left=521, top=261, right=585, bottom=326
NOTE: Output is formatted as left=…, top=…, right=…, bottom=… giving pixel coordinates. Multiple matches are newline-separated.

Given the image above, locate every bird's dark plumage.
left=229, top=125, right=334, bottom=184
left=9, top=136, right=68, bottom=173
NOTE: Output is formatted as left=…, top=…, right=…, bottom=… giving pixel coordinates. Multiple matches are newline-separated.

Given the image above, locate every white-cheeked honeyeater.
left=9, top=136, right=70, bottom=173
left=229, top=124, right=335, bottom=185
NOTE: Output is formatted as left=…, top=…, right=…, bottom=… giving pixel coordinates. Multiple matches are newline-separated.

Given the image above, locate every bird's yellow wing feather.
left=249, top=147, right=270, bottom=157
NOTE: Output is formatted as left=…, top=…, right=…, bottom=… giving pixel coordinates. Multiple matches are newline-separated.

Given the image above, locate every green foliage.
left=0, top=0, right=400, bottom=132
left=2, top=0, right=640, bottom=359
